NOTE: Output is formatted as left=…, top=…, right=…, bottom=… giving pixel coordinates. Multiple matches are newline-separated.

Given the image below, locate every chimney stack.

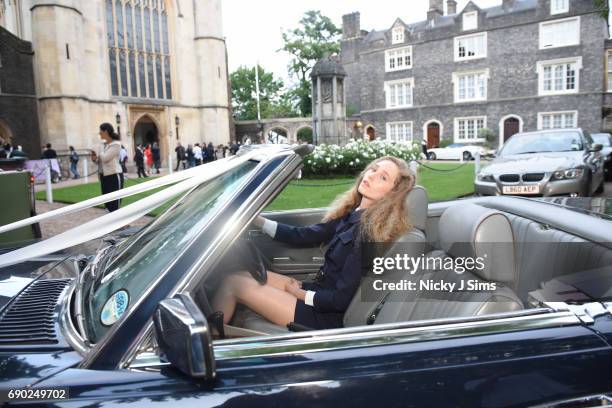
left=447, top=0, right=457, bottom=15
left=342, top=12, right=361, bottom=39
left=427, top=0, right=444, bottom=20
left=502, top=0, right=514, bottom=8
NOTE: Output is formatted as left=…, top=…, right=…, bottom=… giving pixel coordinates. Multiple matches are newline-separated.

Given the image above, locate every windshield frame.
left=80, top=150, right=301, bottom=369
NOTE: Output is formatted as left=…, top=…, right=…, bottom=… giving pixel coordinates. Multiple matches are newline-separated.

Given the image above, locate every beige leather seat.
left=373, top=202, right=523, bottom=324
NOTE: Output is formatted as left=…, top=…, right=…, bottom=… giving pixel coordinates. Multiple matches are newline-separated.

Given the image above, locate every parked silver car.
left=591, top=133, right=612, bottom=181
left=475, top=128, right=605, bottom=197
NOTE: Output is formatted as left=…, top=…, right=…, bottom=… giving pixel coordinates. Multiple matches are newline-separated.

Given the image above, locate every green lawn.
left=36, top=163, right=475, bottom=214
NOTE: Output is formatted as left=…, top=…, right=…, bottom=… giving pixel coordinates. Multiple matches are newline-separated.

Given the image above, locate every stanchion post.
left=83, top=157, right=89, bottom=182
left=410, top=160, right=418, bottom=184
left=168, top=153, right=173, bottom=175
left=45, top=164, right=53, bottom=204
left=475, top=150, right=481, bottom=177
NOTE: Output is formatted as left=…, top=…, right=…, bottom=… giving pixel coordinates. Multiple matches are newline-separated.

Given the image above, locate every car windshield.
left=499, top=131, right=583, bottom=156
left=84, top=160, right=259, bottom=342
left=592, top=134, right=611, bottom=146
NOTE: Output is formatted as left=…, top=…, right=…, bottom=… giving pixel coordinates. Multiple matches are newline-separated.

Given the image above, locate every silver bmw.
left=475, top=128, right=605, bottom=197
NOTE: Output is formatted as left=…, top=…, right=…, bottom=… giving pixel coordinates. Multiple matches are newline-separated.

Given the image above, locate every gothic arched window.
left=106, top=0, right=172, bottom=100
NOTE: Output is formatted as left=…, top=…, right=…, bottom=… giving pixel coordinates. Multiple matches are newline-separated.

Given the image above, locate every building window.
left=392, top=27, right=404, bottom=44
left=454, top=116, right=486, bottom=142
left=551, top=0, right=569, bottom=15
left=539, top=17, right=580, bottom=49
left=454, top=32, right=486, bottom=61
left=385, top=46, right=412, bottom=72
left=538, top=111, right=577, bottom=129
left=105, top=0, right=172, bottom=99
left=384, top=79, right=414, bottom=109
left=462, top=11, right=478, bottom=31
left=536, top=57, right=581, bottom=95
left=607, top=51, right=612, bottom=92
left=386, top=121, right=413, bottom=143
left=453, top=70, right=488, bottom=103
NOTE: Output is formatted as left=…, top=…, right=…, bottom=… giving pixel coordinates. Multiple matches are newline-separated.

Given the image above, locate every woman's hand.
left=252, top=215, right=266, bottom=229
left=285, top=278, right=305, bottom=301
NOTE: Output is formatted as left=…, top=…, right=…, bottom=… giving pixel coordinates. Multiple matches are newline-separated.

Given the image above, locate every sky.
left=222, top=0, right=513, bottom=85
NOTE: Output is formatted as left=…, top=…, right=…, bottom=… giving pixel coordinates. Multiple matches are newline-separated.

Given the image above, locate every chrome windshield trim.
left=121, top=152, right=303, bottom=369
left=212, top=310, right=581, bottom=360
left=80, top=153, right=285, bottom=369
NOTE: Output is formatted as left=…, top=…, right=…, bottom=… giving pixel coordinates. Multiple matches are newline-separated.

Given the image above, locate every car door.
left=36, top=308, right=612, bottom=407
left=247, top=208, right=329, bottom=281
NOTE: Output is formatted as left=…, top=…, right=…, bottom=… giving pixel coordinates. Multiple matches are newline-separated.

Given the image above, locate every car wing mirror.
left=153, top=293, right=216, bottom=380
left=590, top=143, right=603, bottom=152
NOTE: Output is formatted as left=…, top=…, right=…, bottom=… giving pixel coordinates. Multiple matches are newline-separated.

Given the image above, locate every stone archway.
left=498, top=115, right=523, bottom=149
left=0, top=120, right=13, bottom=146
left=267, top=127, right=289, bottom=144
left=365, top=125, right=376, bottom=141
left=133, top=114, right=160, bottom=148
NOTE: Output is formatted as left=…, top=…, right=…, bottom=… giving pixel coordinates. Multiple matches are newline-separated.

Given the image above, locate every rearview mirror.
left=153, top=294, right=216, bottom=380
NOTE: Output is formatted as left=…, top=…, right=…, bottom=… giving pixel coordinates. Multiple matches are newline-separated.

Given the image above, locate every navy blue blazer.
left=274, top=209, right=364, bottom=313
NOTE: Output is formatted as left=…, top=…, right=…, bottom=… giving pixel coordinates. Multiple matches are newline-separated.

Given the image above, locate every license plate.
left=502, top=185, right=540, bottom=194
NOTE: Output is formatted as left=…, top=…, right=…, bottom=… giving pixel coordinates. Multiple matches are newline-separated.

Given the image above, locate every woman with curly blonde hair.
left=213, top=156, right=415, bottom=330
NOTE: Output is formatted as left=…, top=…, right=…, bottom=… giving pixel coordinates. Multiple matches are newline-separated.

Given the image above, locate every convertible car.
left=0, top=144, right=611, bottom=407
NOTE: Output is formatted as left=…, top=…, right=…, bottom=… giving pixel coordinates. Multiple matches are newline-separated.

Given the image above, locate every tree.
left=281, top=10, right=341, bottom=117
left=229, top=65, right=296, bottom=121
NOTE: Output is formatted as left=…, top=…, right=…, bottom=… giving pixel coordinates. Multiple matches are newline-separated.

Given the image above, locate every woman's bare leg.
left=267, top=271, right=298, bottom=291
left=213, top=272, right=297, bottom=326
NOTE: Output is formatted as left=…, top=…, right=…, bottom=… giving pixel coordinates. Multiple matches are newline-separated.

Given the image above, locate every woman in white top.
left=95, top=123, right=124, bottom=212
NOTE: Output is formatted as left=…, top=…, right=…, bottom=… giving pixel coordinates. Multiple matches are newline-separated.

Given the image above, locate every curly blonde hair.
left=322, top=156, right=415, bottom=242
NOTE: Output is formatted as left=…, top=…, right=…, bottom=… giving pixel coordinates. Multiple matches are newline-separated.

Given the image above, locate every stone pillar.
left=192, top=0, right=230, bottom=146
left=311, top=56, right=347, bottom=146
left=342, top=12, right=360, bottom=39
left=428, top=0, right=443, bottom=20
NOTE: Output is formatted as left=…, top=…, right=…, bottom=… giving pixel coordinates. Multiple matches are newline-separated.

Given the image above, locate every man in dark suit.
left=134, top=144, right=147, bottom=178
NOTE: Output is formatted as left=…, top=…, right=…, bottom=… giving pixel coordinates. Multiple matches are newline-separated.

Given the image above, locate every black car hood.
left=0, top=351, right=82, bottom=388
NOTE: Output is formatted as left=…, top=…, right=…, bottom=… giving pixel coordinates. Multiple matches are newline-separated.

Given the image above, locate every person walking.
left=175, top=142, right=186, bottom=171
left=215, top=144, right=224, bottom=160
left=421, top=138, right=428, bottom=160
left=144, top=144, right=153, bottom=174
left=69, top=146, right=80, bottom=179
left=186, top=144, right=195, bottom=168
left=193, top=143, right=203, bottom=166
left=41, top=143, right=57, bottom=159
left=119, top=145, right=129, bottom=176
left=94, top=123, right=124, bottom=212
left=134, top=144, right=147, bottom=178
left=152, top=142, right=161, bottom=174
left=207, top=142, right=215, bottom=162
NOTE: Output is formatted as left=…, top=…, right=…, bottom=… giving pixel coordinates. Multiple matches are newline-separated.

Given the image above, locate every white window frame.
left=550, top=0, right=569, bottom=15
left=539, top=17, right=580, bottom=49
left=385, top=46, right=413, bottom=72
left=392, top=27, right=404, bottom=44
left=536, top=56, right=582, bottom=96
left=606, top=50, right=612, bottom=93
left=452, top=69, right=489, bottom=103
left=462, top=11, right=478, bottom=31
left=386, top=121, right=414, bottom=143
left=454, top=116, right=487, bottom=143
left=384, top=78, right=414, bottom=109
left=454, top=32, right=487, bottom=61
left=537, top=111, right=578, bottom=130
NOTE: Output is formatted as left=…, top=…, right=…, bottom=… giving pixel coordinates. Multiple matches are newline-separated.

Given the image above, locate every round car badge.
left=100, top=290, right=129, bottom=326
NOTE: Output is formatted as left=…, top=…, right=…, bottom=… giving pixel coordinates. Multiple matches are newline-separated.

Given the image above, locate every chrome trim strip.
left=213, top=311, right=581, bottom=360
left=121, top=153, right=303, bottom=369
left=58, top=280, right=90, bottom=355
left=80, top=154, right=286, bottom=369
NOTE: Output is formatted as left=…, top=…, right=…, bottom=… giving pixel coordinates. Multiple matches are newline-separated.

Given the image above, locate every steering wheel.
left=240, top=238, right=268, bottom=285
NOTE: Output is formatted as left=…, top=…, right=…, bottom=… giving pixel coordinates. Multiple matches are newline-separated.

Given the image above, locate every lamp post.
left=175, top=115, right=180, bottom=141
left=115, top=113, right=121, bottom=136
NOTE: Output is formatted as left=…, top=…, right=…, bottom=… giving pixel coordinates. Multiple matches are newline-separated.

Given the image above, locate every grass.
left=36, top=162, right=475, bottom=214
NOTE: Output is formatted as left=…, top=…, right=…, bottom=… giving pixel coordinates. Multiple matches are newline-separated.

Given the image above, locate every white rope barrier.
left=0, top=151, right=260, bottom=269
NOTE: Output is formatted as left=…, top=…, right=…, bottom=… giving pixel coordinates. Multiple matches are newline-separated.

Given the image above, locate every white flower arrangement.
left=303, top=140, right=420, bottom=175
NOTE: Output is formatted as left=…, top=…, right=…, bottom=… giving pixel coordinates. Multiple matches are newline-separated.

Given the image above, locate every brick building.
left=340, top=0, right=610, bottom=149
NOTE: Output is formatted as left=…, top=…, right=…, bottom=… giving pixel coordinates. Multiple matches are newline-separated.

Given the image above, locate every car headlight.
left=477, top=173, right=495, bottom=182
left=551, top=168, right=584, bottom=180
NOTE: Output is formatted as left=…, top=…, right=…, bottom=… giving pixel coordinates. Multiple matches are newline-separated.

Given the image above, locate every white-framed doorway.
left=498, top=114, right=523, bottom=149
